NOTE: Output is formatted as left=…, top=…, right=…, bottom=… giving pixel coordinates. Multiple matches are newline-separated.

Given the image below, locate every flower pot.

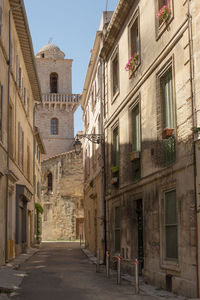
left=111, top=177, right=118, bottom=185
left=162, top=128, right=173, bottom=139
left=129, top=151, right=140, bottom=161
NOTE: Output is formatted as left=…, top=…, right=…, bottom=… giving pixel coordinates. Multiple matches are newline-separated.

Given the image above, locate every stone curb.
left=0, top=246, right=39, bottom=298
left=81, top=247, right=189, bottom=300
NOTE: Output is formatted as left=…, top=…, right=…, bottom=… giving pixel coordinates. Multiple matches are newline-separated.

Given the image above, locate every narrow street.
left=9, top=242, right=156, bottom=300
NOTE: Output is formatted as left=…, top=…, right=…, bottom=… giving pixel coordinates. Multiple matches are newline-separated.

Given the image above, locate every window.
left=164, top=189, right=178, bottom=261
left=27, top=145, right=30, bottom=181
left=16, top=55, right=19, bottom=84
left=112, top=53, right=119, bottom=97
left=160, top=67, right=174, bottom=130
left=97, top=65, right=101, bottom=95
left=47, top=172, right=53, bottom=192
left=18, top=67, right=21, bottom=89
left=112, top=127, right=119, bottom=167
left=0, top=84, right=3, bottom=141
left=114, top=206, right=120, bottom=251
left=51, top=118, right=58, bottom=135
left=50, top=72, right=58, bottom=93
left=9, top=104, right=14, bottom=158
left=0, top=0, right=2, bottom=36
left=130, top=16, right=140, bottom=57
left=132, top=104, right=141, bottom=152
left=18, top=123, right=24, bottom=170
left=158, top=0, right=169, bottom=26
left=37, top=181, right=40, bottom=198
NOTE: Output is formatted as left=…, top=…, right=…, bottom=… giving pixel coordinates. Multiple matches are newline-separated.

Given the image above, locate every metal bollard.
left=117, top=255, right=122, bottom=284
left=135, top=258, right=139, bottom=294
left=80, top=234, right=82, bottom=247
left=106, top=251, right=110, bottom=278
left=96, top=248, right=100, bottom=273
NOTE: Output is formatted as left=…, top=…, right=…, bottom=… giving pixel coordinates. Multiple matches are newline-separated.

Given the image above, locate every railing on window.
left=154, top=135, right=176, bottom=167
left=42, top=93, right=81, bottom=103
left=162, top=135, right=176, bottom=167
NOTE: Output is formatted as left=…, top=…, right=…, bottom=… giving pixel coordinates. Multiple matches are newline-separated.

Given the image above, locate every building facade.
left=35, top=44, right=84, bottom=241
left=0, top=0, right=41, bottom=264
left=35, top=44, right=80, bottom=160
left=100, top=0, right=199, bottom=297
left=41, top=150, right=84, bottom=241
left=82, top=11, right=113, bottom=261
left=82, top=0, right=200, bottom=297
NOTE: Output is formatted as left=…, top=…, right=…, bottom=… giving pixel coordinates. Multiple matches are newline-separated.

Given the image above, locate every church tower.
left=35, top=44, right=80, bottom=159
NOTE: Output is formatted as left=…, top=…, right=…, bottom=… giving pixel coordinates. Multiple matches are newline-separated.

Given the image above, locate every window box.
left=129, top=151, right=140, bottom=161
left=157, top=3, right=171, bottom=25
left=125, top=53, right=139, bottom=72
left=162, top=128, right=173, bottom=139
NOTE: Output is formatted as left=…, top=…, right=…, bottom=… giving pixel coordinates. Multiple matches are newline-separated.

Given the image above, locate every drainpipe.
left=33, top=105, right=36, bottom=245
left=187, top=1, right=199, bottom=297
left=5, top=3, right=22, bottom=263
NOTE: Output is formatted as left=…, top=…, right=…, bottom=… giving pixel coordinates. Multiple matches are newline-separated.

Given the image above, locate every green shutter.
left=161, top=68, right=174, bottom=129
left=132, top=104, right=140, bottom=151
left=164, top=190, right=178, bottom=260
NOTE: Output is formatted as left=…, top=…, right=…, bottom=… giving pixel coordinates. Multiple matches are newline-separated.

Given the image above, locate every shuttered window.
left=132, top=104, right=140, bottom=152
left=130, top=17, right=139, bottom=56
left=112, top=54, right=119, bottom=96
left=113, top=127, right=119, bottom=167
left=161, top=67, right=174, bottom=129
left=51, top=118, right=58, bottom=135
left=164, top=189, right=178, bottom=260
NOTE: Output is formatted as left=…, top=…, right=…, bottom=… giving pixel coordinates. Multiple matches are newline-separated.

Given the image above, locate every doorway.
left=136, top=199, right=144, bottom=274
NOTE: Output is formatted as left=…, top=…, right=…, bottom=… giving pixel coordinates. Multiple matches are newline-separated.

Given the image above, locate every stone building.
left=83, top=0, right=200, bottom=298
left=35, top=44, right=84, bottom=241
left=41, top=151, right=84, bottom=241
left=35, top=44, right=80, bottom=160
left=81, top=11, right=113, bottom=261
left=0, top=0, right=41, bottom=264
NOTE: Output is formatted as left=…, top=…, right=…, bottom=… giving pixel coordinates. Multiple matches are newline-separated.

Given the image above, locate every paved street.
left=7, top=242, right=160, bottom=300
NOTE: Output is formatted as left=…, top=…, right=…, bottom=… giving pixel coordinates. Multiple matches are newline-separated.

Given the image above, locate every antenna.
left=48, top=37, right=53, bottom=44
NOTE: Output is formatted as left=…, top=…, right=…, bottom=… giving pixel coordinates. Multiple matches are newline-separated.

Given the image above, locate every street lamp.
left=74, top=133, right=104, bottom=155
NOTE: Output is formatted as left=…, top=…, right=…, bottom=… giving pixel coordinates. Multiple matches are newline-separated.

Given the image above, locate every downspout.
left=187, top=1, right=199, bottom=297
left=33, top=105, right=36, bottom=245
left=5, top=8, right=12, bottom=263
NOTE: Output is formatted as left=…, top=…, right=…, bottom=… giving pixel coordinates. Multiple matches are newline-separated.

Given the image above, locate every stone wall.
left=41, top=150, right=84, bottom=241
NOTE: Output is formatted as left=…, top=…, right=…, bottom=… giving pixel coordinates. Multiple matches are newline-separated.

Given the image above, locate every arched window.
left=47, top=172, right=53, bottom=192
left=50, top=72, right=58, bottom=93
left=51, top=118, right=58, bottom=135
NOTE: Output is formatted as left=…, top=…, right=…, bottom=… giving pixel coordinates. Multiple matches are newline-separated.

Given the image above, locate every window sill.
left=111, top=90, right=120, bottom=104
left=128, top=61, right=141, bottom=79
left=161, top=260, right=180, bottom=272
left=156, top=15, right=174, bottom=41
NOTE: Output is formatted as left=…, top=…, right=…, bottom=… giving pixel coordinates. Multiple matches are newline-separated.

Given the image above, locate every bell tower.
left=35, top=44, right=80, bottom=159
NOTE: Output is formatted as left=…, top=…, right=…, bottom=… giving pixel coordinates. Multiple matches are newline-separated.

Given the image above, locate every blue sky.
left=24, top=0, right=118, bottom=135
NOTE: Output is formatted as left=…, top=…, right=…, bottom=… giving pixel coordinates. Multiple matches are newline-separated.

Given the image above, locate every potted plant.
left=157, top=1, right=171, bottom=23
left=162, top=128, right=173, bottom=139
left=111, top=166, right=119, bottom=173
left=125, top=53, right=139, bottom=72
